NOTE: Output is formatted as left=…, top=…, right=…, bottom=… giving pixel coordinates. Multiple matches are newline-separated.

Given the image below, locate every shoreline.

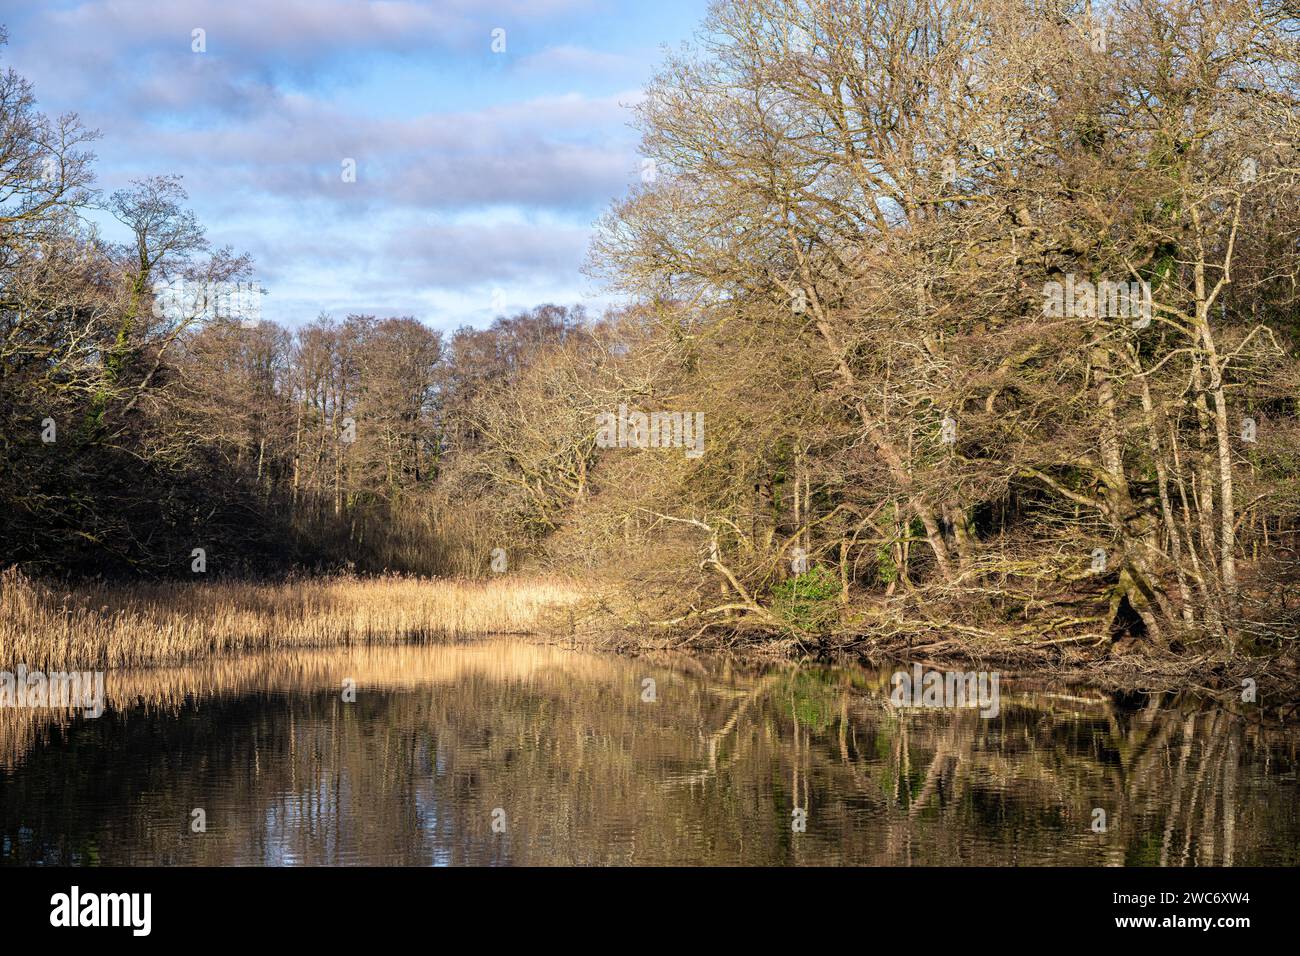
left=557, top=607, right=1300, bottom=710
left=0, top=568, right=581, bottom=672
left=3, top=569, right=1296, bottom=707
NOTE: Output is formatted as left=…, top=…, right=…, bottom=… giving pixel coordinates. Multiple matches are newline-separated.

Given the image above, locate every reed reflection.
left=1, top=641, right=1295, bottom=866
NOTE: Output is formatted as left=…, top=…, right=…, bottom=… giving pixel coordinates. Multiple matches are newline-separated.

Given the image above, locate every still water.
left=1, top=640, right=1296, bottom=865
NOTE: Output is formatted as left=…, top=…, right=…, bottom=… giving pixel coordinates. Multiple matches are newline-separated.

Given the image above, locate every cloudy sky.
left=0, top=0, right=705, bottom=330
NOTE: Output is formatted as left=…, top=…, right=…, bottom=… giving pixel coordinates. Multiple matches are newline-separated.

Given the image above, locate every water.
left=1, top=640, right=1296, bottom=865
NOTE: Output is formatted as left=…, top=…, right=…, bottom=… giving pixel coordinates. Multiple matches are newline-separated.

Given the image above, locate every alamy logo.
left=595, top=404, right=705, bottom=459
left=0, top=665, right=105, bottom=718
left=50, top=886, right=151, bottom=936
left=152, top=278, right=264, bottom=327
left=1043, top=274, right=1152, bottom=327
left=889, top=664, right=1000, bottom=718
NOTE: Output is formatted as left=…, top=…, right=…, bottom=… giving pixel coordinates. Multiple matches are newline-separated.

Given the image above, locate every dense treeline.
left=0, top=16, right=596, bottom=576
left=575, top=0, right=1300, bottom=658
left=3, top=2, right=1300, bottom=664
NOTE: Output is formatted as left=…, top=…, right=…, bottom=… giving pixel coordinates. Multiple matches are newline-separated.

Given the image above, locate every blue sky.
left=0, top=0, right=706, bottom=330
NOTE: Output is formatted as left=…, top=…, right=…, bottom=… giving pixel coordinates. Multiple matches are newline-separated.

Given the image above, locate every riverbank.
left=581, top=630, right=1300, bottom=713
left=3, top=569, right=1295, bottom=706
left=0, top=569, right=581, bottom=671
left=557, top=583, right=1300, bottom=710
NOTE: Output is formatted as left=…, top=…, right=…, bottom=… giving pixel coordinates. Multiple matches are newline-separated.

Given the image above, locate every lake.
left=2, top=639, right=1296, bottom=865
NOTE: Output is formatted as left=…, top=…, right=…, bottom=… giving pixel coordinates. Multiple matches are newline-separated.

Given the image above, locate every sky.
left=0, top=0, right=707, bottom=331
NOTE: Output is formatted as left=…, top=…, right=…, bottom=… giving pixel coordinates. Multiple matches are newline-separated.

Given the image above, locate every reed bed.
left=0, top=568, right=582, bottom=671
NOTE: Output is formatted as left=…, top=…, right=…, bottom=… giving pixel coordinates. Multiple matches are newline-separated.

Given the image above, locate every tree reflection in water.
left=1, top=642, right=1295, bottom=865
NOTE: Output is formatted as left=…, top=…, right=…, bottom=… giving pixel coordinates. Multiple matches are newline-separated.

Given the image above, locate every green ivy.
left=771, top=564, right=841, bottom=633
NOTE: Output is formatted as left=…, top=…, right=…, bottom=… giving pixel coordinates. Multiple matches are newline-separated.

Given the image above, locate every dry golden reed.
left=0, top=568, right=582, bottom=671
